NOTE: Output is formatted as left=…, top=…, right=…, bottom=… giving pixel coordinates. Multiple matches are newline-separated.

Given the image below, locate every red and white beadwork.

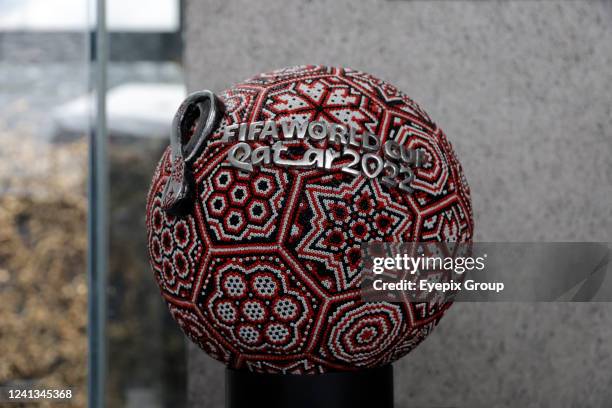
left=146, top=66, right=473, bottom=374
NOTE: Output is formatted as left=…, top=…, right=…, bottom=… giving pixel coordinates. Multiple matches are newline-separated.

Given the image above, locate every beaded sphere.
left=146, top=66, right=473, bottom=374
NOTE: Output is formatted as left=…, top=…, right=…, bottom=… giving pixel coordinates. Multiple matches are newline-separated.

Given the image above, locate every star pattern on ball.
left=294, top=176, right=413, bottom=292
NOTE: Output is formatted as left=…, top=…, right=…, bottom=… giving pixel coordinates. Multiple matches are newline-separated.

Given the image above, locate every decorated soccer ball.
left=146, top=65, right=473, bottom=374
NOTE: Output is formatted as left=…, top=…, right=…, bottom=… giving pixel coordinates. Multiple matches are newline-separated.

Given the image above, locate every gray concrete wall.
left=184, top=1, right=612, bottom=406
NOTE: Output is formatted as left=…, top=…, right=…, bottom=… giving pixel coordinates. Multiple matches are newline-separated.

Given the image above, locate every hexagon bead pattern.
left=146, top=66, right=473, bottom=374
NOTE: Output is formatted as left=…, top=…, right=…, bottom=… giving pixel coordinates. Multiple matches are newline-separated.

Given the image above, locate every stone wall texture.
left=184, top=1, right=612, bottom=406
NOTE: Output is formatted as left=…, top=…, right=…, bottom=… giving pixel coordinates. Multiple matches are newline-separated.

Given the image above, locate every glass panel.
left=0, top=1, right=90, bottom=406
left=104, top=0, right=187, bottom=406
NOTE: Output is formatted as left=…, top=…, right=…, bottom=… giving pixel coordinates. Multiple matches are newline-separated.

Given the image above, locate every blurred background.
left=0, top=0, right=186, bottom=406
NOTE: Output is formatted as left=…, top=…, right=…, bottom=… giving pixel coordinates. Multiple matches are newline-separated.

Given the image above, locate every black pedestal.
left=226, top=364, right=394, bottom=408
